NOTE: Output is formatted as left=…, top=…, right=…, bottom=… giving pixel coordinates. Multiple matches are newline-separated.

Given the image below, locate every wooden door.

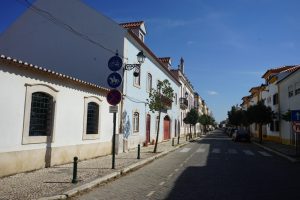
left=146, top=114, right=151, bottom=144
left=164, top=116, right=170, bottom=140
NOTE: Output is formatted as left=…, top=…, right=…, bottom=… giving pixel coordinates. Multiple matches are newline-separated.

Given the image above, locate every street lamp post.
left=124, top=51, right=146, bottom=77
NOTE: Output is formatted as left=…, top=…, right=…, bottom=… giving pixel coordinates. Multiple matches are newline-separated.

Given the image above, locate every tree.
left=247, top=101, right=273, bottom=143
left=199, top=114, right=215, bottom=134
left=147, top=79, right=174, bottom=153
left=183, top=108, right=199, bottom=139
left=227, top=106, right=249, bottom=128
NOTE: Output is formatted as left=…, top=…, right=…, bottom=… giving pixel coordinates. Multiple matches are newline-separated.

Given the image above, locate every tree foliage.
left=147, top=80, right=174, bottom=113
left=183, top=108, right=199, bottom=138
left=227, top=106, right=249, bottom=127
left=199, top=114, right=215, bottom=133
left=246, top=101, right=273, bottom=125
left=281, top=110, right=291, bottom=122
left=184, top=108, right=199, bottom=126
left=243, top=101, right=272, bottom=143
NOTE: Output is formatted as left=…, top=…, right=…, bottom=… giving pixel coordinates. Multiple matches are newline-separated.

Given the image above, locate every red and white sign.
left=292, top=122, right=300, bottom=133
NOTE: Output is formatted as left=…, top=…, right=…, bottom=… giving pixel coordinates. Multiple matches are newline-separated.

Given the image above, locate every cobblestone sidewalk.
left=0, top=137, right=190, bottom=200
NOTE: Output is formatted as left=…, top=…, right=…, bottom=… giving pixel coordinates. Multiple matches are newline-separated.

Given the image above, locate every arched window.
left=133, top=112, right=139, bottom=132
left=22, top=84, right=58, bottom=144
left=29, top=92, right=53, bottom=136
left=86, top=102, right=99, bottom=134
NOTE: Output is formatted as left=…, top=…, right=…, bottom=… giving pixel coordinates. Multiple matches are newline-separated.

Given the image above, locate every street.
left=72, top=130, right=300, bottom=200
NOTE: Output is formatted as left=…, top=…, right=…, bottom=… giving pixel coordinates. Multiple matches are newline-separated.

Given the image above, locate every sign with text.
left=109, top=106, right=118, bottom=113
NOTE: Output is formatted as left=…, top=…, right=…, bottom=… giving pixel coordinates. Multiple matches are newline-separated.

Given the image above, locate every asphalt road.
left=72, top=130, right=300, bottom=200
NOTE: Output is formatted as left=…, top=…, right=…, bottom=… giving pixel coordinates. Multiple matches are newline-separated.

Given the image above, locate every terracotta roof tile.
left=120, top=21, right=144, bottom=29
left=158, top=57, right=171, bottom=64
left=262, top=65, right=298, bottom=79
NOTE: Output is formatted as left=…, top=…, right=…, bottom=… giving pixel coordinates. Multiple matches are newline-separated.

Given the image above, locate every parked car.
left=232, top=129, right=250, bottom=142
left=228, top=128, right=237, bottom=137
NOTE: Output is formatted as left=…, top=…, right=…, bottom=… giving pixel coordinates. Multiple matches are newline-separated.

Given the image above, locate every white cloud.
left=208, top=90, right=218, bottom=95
left=187, top=40, right=196, bottom=45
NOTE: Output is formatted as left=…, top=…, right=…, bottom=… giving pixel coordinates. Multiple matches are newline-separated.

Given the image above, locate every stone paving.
left=0, top=137, right=189, bottom=200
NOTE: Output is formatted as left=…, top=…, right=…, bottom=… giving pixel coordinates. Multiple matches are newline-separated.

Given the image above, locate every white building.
left=261, top=66, right=300, bottom=142
left=0, top=55, right=113, bottom=177
left=278, top=68, right=300, bottom=145
left=120, top=22, right=181, bottom=149
left=171, top=59, right=195, bottom=136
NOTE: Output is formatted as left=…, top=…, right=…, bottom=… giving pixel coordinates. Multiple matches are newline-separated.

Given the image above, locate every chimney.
left=179, top=57, right=184, bottom=74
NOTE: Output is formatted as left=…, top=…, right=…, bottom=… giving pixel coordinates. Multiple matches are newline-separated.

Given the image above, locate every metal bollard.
left=172, top=138, right=175, bottom=146
left=72, top=156, right=78, bottom=184
left=137, top=144, right=140, bottom=159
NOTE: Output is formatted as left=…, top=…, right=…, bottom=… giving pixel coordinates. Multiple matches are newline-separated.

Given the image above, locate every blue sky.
left=1, top=0, right=300, bottom=123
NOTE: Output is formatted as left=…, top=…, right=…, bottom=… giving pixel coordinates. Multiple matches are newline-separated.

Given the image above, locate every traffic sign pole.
left=112, top=112, right=116, bottom=169
left=107, top=52, right=123, bottom=169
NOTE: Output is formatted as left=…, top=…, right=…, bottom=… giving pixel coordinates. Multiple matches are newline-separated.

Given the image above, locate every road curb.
left=253, top=141, right=298, bottom=163
left=38, top=140, right=191, bottom=200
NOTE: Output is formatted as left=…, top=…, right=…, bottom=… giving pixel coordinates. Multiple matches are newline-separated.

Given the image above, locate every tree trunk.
left=259, top=123, right=263, bottom=144
left=154, top=111, right=161, bottom=153
left=194, top=125, right=196, bottom=137
left=189, top=124, right=192, bottom=140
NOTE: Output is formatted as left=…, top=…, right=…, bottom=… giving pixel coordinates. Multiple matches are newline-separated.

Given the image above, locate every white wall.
left=279, top=70, right=300, bottom=144
left=0, top=0, right=125, bottom=89
left=0, top=63, right=113, bottom=153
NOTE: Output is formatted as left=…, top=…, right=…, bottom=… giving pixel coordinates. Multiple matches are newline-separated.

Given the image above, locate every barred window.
left=29, top=92, right=53, bottom=136
left=86, top=102, right=99, bottom=134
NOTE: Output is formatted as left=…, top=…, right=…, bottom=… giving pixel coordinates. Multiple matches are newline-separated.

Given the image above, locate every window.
left=133, top=112, right=139, bottom=132
left=174, top=93, right=177, bottom=105
left=22, top=84, right=58, bottom=144
left=83, top=96, right=101, bottom=140
left=29, top=92, right=53, bottom=136
left=288, top=85, right=294, bottom=97
left=146, top=73, right=152, bottom=92
left=273, top=93, right=278, bottom=105
left=295, top=82, right=300, bottom=95
left=86, top=102, right=99, bottom=134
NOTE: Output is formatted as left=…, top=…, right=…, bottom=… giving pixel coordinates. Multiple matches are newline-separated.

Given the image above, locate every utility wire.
left=124, top=95, right=148, bottom=104
left=15, top=0, right=127, bottom=59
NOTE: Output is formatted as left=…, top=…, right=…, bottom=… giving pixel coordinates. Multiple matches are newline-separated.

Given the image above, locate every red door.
left=146, top=114, right=151, bottom=144
left=164, top=116, right=171, bottom=140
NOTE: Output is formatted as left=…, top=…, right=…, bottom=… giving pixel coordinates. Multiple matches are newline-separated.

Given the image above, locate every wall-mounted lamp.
left=185, top=91, right=188, bottom=98
left=124, top=51, right=146, bottom=77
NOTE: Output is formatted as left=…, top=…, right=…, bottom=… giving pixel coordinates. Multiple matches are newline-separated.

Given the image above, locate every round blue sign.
left=108, top=55, right=123, bottom=71
left=107, top=72, right=122, bottom=88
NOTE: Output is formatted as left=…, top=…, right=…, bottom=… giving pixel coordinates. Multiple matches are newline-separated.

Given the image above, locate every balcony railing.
left=179, top=97, right=188, bottom=110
